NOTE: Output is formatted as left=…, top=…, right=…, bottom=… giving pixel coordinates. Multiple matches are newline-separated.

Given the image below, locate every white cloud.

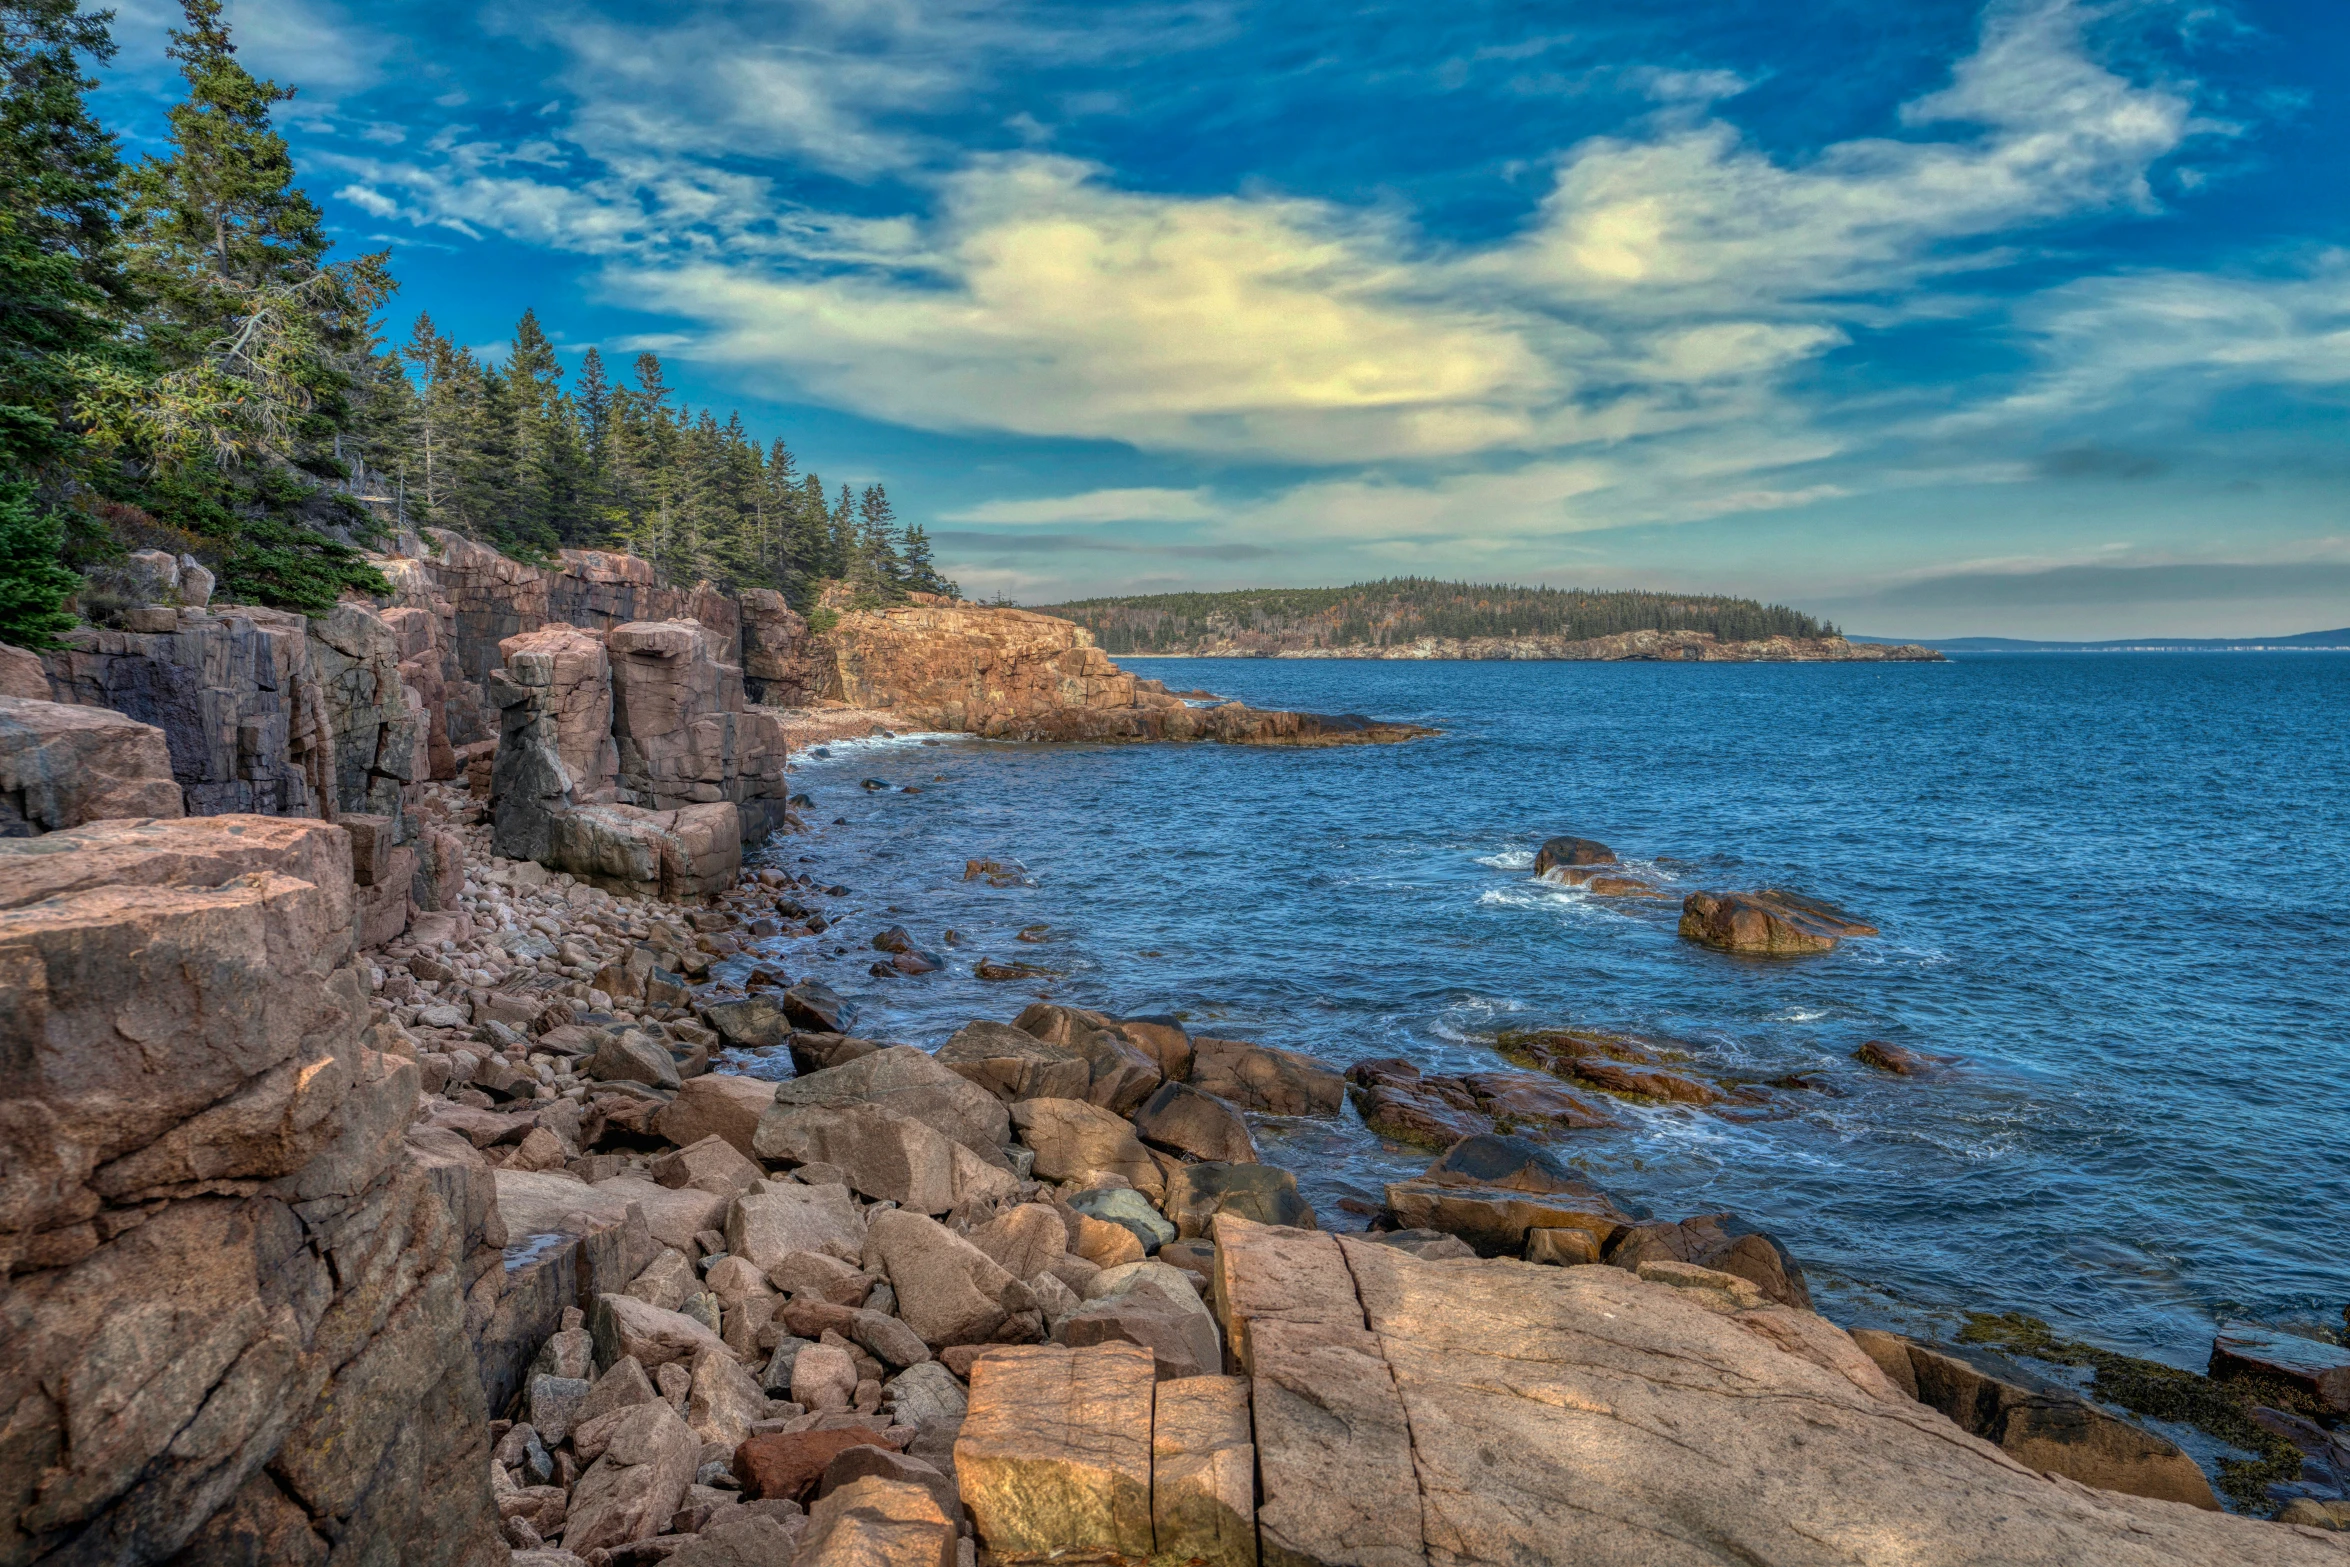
left=943, top=487, right=1219, bottom=524
left=616, top=155, right=1557, bottom=460
left=328, top=0, right=2327, bottom=561
left=1991, top=252, right=2350, bottom=418
left=1501, top=0, right=2194, bottom=312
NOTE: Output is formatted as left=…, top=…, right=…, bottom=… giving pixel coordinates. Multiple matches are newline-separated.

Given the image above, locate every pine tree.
left=575, top=344, right=611, bottom=479
left=1, top=0, right=126, bottom=313
left=898, top=523, right=955, bottom=599
left=122, top=0, right=328, bottom=358
left=855, top=482, right=905, bottom=598
left=0, top=1, right=126, bottom=639
left=93, top=0, right=392, bottom=611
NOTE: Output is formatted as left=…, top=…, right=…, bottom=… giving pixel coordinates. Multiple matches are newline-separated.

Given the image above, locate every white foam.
left=799, top=730, right=965, bottom=759
left=1476, top=849, right=1535, bottom=870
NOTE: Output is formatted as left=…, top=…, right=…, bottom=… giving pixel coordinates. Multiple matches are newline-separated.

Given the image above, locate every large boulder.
left=1678, top=889, right=1878, bottom=956
left=1899, top=1340, right=2219, bottom=1509
left=936, top=1020, right=1091, bottom=1102
left=1187, top=1038, right=1344, bottom=1117
left=606, top=620, right=788, bottom=838
left=561, top=1398, right=701, bottom=1554
left=1321, top=1239, right=2325, bottom=1566
left=1010, top=1099, right=1165, bottom=1201
left=863, top=1209, right=1028, bottom=1348
left=1131, top=1080, right=1257, bottom=1165
left=651, top=1072, right=778, bottom=1159
left=1151, top=1375, right=1255, bottom=1567
left=0, top=641, right=49, bottom=699
left=754, top=1098, right=1015, bottom=1214
left=0, top=696, right=183, bottom=833
left=966, top=1203, right=1069, bottom=1281
left=41, top=606, right=328, bottom=818
left=495, top=624, right=618, bottom=800
left=0, top=815, right=502, bottom=1563
left=1164, top=1162, right=1314, bottom=1239
left=1602, top=1213, right=1812, bottom=1310
left=589, top=1291, right=730, bottom=1372
left=1532, top=835, right=1615, bottom=875
left=544, top=800, right=743, bottom=903
left=726, top=1184, right=867, bottom=1268
left=798, top=1475, right=956, bottom=1567
left=772, top=1045, right=1011, bottom=1163
left=954, top=1343, right=1156, bottom=1561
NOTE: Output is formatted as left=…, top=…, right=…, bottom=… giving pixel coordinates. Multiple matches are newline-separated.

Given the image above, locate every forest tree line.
left=1036, top=579, right=1838, bottom=654
left=0, top=0, right=946, bottom=649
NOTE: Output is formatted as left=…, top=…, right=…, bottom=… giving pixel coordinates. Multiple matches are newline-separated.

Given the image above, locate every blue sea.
left=748, top=653, right=2350, bottom=1371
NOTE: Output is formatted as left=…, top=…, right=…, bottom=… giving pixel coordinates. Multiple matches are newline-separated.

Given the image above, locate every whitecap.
left=1476, top=849, right=1535, bottom=870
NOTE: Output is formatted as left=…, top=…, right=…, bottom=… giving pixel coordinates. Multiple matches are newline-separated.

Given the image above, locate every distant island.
left=1852, top=630, right=2350, bottom=652
left=1033, top=579, right=1943, bottom=663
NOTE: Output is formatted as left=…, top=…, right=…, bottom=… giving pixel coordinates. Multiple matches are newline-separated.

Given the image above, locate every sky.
left=89, top=0, right=2350, bottom=637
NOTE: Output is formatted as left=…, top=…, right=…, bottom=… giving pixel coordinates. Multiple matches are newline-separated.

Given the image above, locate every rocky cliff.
left=783, top=596, right=1433, bottom=745
left=0, top=816, right=504, bottom=1565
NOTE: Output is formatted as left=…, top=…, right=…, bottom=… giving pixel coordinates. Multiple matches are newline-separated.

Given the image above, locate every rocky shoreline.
left=2, top=537, right=2344, bottom=1565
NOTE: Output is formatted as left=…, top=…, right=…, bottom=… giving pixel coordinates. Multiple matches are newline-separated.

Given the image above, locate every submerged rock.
left=1532, top=835, right=1616, bottom=875
left=1679, top=888, right=1879, bottom=956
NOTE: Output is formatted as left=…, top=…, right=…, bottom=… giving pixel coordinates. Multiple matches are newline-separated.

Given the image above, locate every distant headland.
left=1032, top=580, right=1944, bottom=663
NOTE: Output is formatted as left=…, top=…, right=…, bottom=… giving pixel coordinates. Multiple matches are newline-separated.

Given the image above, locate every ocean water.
left=742, top=653, right=2350, bottom=1369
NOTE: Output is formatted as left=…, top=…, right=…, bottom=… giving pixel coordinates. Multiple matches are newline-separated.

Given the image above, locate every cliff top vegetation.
left=1032, top=579, right=1837, bottom=654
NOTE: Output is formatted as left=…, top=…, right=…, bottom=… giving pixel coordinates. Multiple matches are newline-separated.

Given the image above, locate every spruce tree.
left=122, top=0, right=328, bottom=356
left=100, top=0, right=390, bottom=611
left=828, top=482, right=857, bottom=582
left=0, top=0, right=126, bottom=640
left=1, top=0, right=126, bottom=311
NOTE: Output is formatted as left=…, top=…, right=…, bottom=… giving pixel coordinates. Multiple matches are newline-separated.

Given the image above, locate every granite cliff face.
left=789, top=597, right=1434, bottom=746
left=0, top=817, right=503, bottom=1566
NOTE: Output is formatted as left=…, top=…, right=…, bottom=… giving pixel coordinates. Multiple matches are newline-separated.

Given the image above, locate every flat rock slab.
left=1250, top=1318, right=1427, bottom=1567
left=1208, top=1214, right=1364, bottom=1373
left=1154, top=1375, right=1257, bottom=1567
left=1334, top=1239, right=2346, bottom=1567
left=954, top=1342, right=1155, bottom=1561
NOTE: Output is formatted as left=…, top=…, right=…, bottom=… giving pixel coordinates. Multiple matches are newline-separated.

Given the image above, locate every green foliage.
left=1036, top=578, right=1837, bottom=654
left=0, top=477, right=79, bottom=646
left=1956, top=1312, right=2310, bottom=1512
left=0, top=0, right=927, bottom=632
left=0, top=0, right=126, bottom=310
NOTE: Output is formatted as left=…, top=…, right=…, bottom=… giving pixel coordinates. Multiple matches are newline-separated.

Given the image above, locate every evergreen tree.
left=828, top=481, right=856, bottom=581
left=898, top=523, right=954, bottom=599
left=90, top=0, right=391, bottom=611
left=0, top=1, right=125, bottom=639
left=122, top=0, right=328, bottom=357
left=1, top=0, right=126, bottom=311
left=575, top=344, right=610, bottom=485
left=854, top=482, right=904, bottom=597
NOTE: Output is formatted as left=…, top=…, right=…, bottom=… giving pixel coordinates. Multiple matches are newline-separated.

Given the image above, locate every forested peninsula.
left=1036, top=581, right=1944, bottom=662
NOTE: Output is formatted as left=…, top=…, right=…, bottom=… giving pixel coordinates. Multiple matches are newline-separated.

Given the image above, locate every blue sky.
left=93, top=0, right=2350, bottom=635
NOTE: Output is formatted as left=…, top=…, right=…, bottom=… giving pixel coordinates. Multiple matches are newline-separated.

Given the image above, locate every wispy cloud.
left=933, top=531, right=1282, bottom=560
left=942, top=487, right=1218, bottom=524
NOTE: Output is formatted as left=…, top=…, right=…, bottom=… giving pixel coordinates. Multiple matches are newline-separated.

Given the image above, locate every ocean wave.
left=1476, top=849, right=1535, bottom=870
left=799, top=731, right=966, bottom=760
